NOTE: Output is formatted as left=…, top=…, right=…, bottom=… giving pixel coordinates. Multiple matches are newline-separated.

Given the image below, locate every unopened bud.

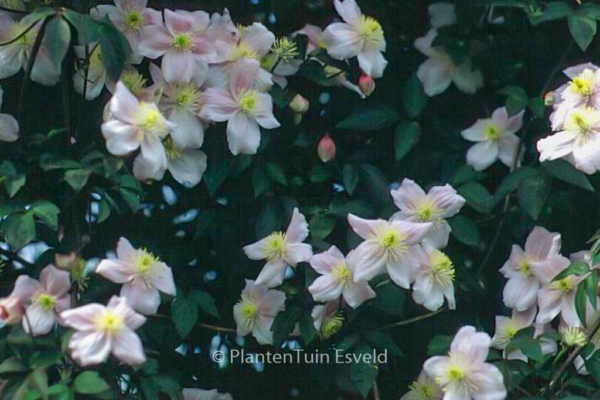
left=290, top=94, right=310, bottom=114
left=317, top=134, right=336, bottom=163
left=544, top=91, right=554, bottom=106
left=0, top=297, right=23, bottom=325
left=359, top=74, right=376, bottom=97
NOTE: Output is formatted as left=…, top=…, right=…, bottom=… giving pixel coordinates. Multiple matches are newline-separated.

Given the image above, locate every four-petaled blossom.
left=400, top=370, right=443, bottom=400
left=414, top=29, right=483, bottom=97
left=500, top=226, right=568, bottom=312
left=423, top=326, right=507, bottom=400
left=537, top=107, right=600, bottom=174
left=96, top=237, right=176, bottom=315
left=347, top=214, right=432, bottom=288
left=0, top=87, right=18, bottom=142
left=461, top=107, right=523, bottom=171
left=200, top=58, right=280, bottom=155
left=243, top=208, right=313, bottom=288
left=535, top=254, right=580, bottom=326
left=182, top=388, right=233, bottom=400
left=391, top=179, right=465, bottom=248
left=308, top=246, right=375, bottom=309
left=102, top=82, right=175, bottom=181
left=138, top=9, right=215, bottom=82
left=233, top=280, right=286, bottom=345
left=61, top=296, right=146, bottom=366
left=411, top=244, right=456, bottom=311
left=322, top=0, right=388, bottom=78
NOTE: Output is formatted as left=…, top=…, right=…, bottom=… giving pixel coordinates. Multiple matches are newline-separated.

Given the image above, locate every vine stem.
left=370, top=309, right=444, bottom=332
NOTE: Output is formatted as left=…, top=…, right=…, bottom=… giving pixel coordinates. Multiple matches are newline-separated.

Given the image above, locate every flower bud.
left=359, top=74, right=376, bottom=97
left=0, top=297, right=23, bottom=325
left=317, top=134, right=336, bottom=163
left=290, top=94, right=310, bottom=114
left=544, top=91, right=554, bottom=106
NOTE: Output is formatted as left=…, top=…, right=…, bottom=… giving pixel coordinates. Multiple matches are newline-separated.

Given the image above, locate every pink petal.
left=96, top=259, right=135, bottom=284
left=285, top=208, right=309, bottom=243
left=417, top=57, right=452, bottom=97
left=199, top=88, right=238, bottom=122
left=151, top=262, right=176, bottom=296
left=112, top=328, right=146, bottom=365
left=23, top=304, right=56, bottom=336
left=525, top=226, right=561, bottom=260
left=343, top=281, right=375, bottom=309
left=466, top=141, right=499, bottom=171
left=254, top=314, right=275, bottom=344
left=309, top=246, right=345, bottom=274
left=102, top=120, right=141, bottom=156
left=347, top=214, right=380, bottom=239
left=253, top=93, right=280, bottom=129
left=61, top=303, right=106, bottom=331
left=393, top=220, right=433, bottom=246
left=40, top=265, right=71, bottom=298
left=322, top=22, right=361, bottom=60
left=108, top=296, right=147, bottom=329
left=333, top=0, right=363, bottom=25
left=138, top=25, right=173, bottom=59
left=390, top=178, right=427, bottom=212
left=452, top=61, right=484, bottom=94
left=254, top=259, right=287, bottom=288
left=497, top=133, right=519, bottom=167
left=309, top=275, right=344, bottom=302
left=229, top=58, right=260, bottom=95
left=240, top=23, right=276, bottom=57
left=502, top=276, right=539, bottom=312
left=537, top=131, right=577, bottom=163
left=491, top=107, right=509, bottom=128
left=387, top=257, right=416, bottom=289
left=350, top=241, right=387, bottom=282
left=168, top=148, right=207, bottom=188
left=450, top=326, right=491, bottom=364
left=164, top=9, right=194, bottom=35
left=69, top=331, right=111, bottom=366
left=428, top=184, right=465, bottom=217
left=0, top=113, right=19, bottom=142
left=121, top=283, right=161, bottom=315
left=357, top=49, right=388, bottom=79
left=11, top=276, right=41, bottom=305
left=169, top=109, right=204, bottom=148
left=110, top=82, right=141, bottom=124
left=226, top=112, right=261, bottom=155
left=258, top=288, right=286, bottom=317
left=461, top=119, right=489, bottom=142
left=414, top=29, right=439, bottom=58
left=162, top=50, right=197, bottom=83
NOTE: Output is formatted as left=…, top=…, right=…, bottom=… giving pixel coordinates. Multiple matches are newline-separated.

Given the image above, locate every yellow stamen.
left=239, top=90, right=258, bottom=114
left=320, top=312, right=344, bottom=339
left=134, top=250, right=158, bottom=276
left=125, top=11, right=145, bottom=29
left=229, top=42, right=260, bottom=61
left=264, top=232, right=287, bottom=261
left=332, top=263, right=352, bottom=282
left=484, top=124, right=501, bottom=141
left=95, top=312, right=125, bottom=335
left=172, top=33, right=194, bottom=51
left=35, top=293, right=57, bottom=312
left=358, top=16, right=384, bottom=50
left=570, top=69, right=595, bottom=98
left=121, top=70, right=148, bottom=97
left=430, top=251, right=456, bottom=286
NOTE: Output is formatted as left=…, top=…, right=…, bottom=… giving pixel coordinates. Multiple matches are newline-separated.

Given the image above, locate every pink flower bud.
left=359, top=74, right=376, bottom=97
left=544, top=91, right=554, bottom=106
left=0, top=297, right=23, bottom=325
left=317, top=134, right=336, bottom=163
left=289, top=94, right=310, bottom=114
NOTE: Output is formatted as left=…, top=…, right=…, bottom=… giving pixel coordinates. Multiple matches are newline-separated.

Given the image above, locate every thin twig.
left=370, top=309, right=444, bottom=332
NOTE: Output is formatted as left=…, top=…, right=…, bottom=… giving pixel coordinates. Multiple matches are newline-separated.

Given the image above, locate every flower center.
left=134, top=250, right=158, bottom=276
left=172, top=83, right=203, bottom=111
left=484, top=123, right=501, bottom=141
left=125, top=11, right=145, bottom=29
left=320, top=312, right=344, bottom=339
left=332, top=262, right=352, bottom=282
left=239, top=90, right=258, bottom=114
left=11, top=23, right=31, bottom=47
left=162, top=136, right=182, bottom=161
left=264, top=232, right=287, bottom=261
left=378, top=229, right=405, bottom=251
left=565, top=108, right=600, bottom=145
left=229, top=42, right=260, bottom=61
left=137, top=102, right=169, bottom=138
left=240, top=302, right=259, bottom=324
left=35, top=293, right=57, bottom=312
left=172, top=33, right=194, bottom=51
left=271, top=38, right=299, bottom=63
left=409, top=381, right=438, bottom=400
left=416, top=202, right=438, bottom=222
left=505, top=324, right=518, bottom=339
left=95, top=312, right=125, bottom=335
left=570, top=70, right=595, bottom=98
left=358, top=16, right=384, bottom=50
left=555, top=277, right=574, bottom=293
left=121, top=70, right=148, bottom=97
left=518, top=260, right=531, bottom=277
left=430, top=251, right=455, bottom=286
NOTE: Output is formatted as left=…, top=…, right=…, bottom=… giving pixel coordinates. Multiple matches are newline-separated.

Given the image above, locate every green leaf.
left=427, top=335, right=452, bottom=356
left=152, top=374, right=183, bottom=400
left=271, top=305, right=301, bottom=346
left=189, top=290, right=220, bottom=319
left=518, top=173, right=551, bottom=220
left=586, top=270, right=599, bottom=310
left=350, top=344, right=378, bottom=399
left=74, top=371, right=110, bottom=395
left=31, top=201, right=60, bottom=230
left=97, top=16, right=132, bottom=80
left=5, top=174, right=26, bottom=198
left=373, top=283, right=405, bottom=316
left=568, top=15, right=597, bottom=52
left=528, top=96, right=545, bottom=118
left=252, top=166, right=270, bottom=198
left=552, top=261, right=590, bottom=282
left=448, top=215, right=479, bottom=246
left=299, top=311, right=316, bottom=345
left=359, top=164, right=390, bottom=207
left=2, top=212, right=36, bottom=250
left=365, top=331, right=403, bottom=356
left=543, top=159, right=595, bottom=192
left=336, top=103, right=400, bottom=130
left=505, top=336, right=544, bottom=362
left=528, top=2, right=572, bottom=25
left=265, top=162, right=288, bottom=186
left=494, top=166, right=538, bottom=204
left=44, top=16, right=71, bottom=70
left=394, top=121, right=420, bottom=161
left=64, top=169, right=91, bottom=192
left=498, top=86, right=528, bottom=116
left=309, top=213, right=336, bottom=240
left=337, top=334, right=360, bottom=351
left=0, top=357, right=27, bottom=374
left=309, top=164, right=333, bottom=183
left=342, top=164, right=359, bottom=196
left=171, top=297, right=198, bottom=338
left=451, top=165, right=485, bottom=187
left=457, top=182, right=494, bottom=214
left=576, top=283, right=588, bottom=326
left=402, top=73, right=428, bottom=118
left=63, top=10, right=99, bottom=44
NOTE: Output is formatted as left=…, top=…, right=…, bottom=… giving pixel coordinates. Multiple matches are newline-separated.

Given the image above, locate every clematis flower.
left=138, top=9, right=215, bottom=82
left=292, top=24, right=325, bottom=55
left=182, top=388, right=233, bottom=400
left=348, top=214, right=432, bottom=288
left=537, top=107, right=600, bottom=174
left=90, top=0, right=161, bottom=63
left=0, top=87, right=19, bottom=142
left=233, top=280, right=286, bottom=345
left=61, top=296, right=146, bottom=366
left=500, top=226, right=568, bottom=312
left=400, top=370, right=443, bottom=400
left=411, top=244, right=456, bottom=311
left=243, top=208, right=312, bottom=288
left=390, top=179, right=465, bottom=248
left=0, top=13, right=60, bottom=85
left=308, top=246, right=375, bottom=309
left=461, top=107, right=524, bottom=171
left=549, top=63, right=600, bottom=130
left=149, top=62, right=207, bottom=148
left=535, top=255, right=581, bottom=327
left=200, top=58, right=280, bottom=156
left=312, top=301, right=344, bottom=339
left=423, top=326, right=506, bottom=400
left=414, top=29, right=483, bottom=97
left=73, top=44, right=106, bottom=100
left=322, top=0, right=388, bottom=78
left=101, top=82, right=175, bottom=182
left=95, top=237, right=176, bottom=315
left=162, top=136, right=207, bottom=188
left=428, top=3, right=457, bottom=29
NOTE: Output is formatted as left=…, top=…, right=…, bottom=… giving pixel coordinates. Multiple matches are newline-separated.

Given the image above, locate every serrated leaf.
left=31, top=201, right=60, bottom=230
left=394, top=121, right=420, bottom=161
left=552, top=261, right=590, bottom=281
left=351, top=344, right=378, bottom=399
left=365, top=331, right=403, bottom=356
left=64, top=169, right=91, bottom=192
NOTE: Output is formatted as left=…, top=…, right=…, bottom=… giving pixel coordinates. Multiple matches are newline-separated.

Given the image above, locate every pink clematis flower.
left=537, top=107, right=600, bottom=174
left=5, top=265, right=71, bottom=336
left=233, top=280, right=286, bottom=345
left=308, top=246, right=375, bottom=309
left=400, top=369, right=443, bottom=400
left=500, top=226, right=569, bottom=312
left=414, top=29, right=483, bottom=97
left=95, top=237, right=176, bottom=315
left=243, top=208, right=313, bottom=288
left=61, top=296, right=146, bottom=366
left=424, top=326, right=506, bottom=400
left=138, top=9, right=215, bottom=82
left=161, top=136, right=208, bottom=188
left=90, top=0, right=161, bottom=63
left=535, top=254, right=580, bottom=327
left=411, top=244, right=456, bottom=311
left=182, top=389, right=233, bottom=400
left=322, top=0, right=388, bottom=78
left=391, top=179, right=465, bottom=248
left=461, top=107, right=524, bottom=171
left=0, top=87, right=19, bottom=142
left=348, top=214, right=432, bottom=288
left=73, top=44, right=106, bottom=100
left=0, top=13, right=60, bottom=85
left=200, top=58, right=280, bottom=156
left=549, top=63, right=600, bottom=131
left=102, top=82, right=176, bottom=182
